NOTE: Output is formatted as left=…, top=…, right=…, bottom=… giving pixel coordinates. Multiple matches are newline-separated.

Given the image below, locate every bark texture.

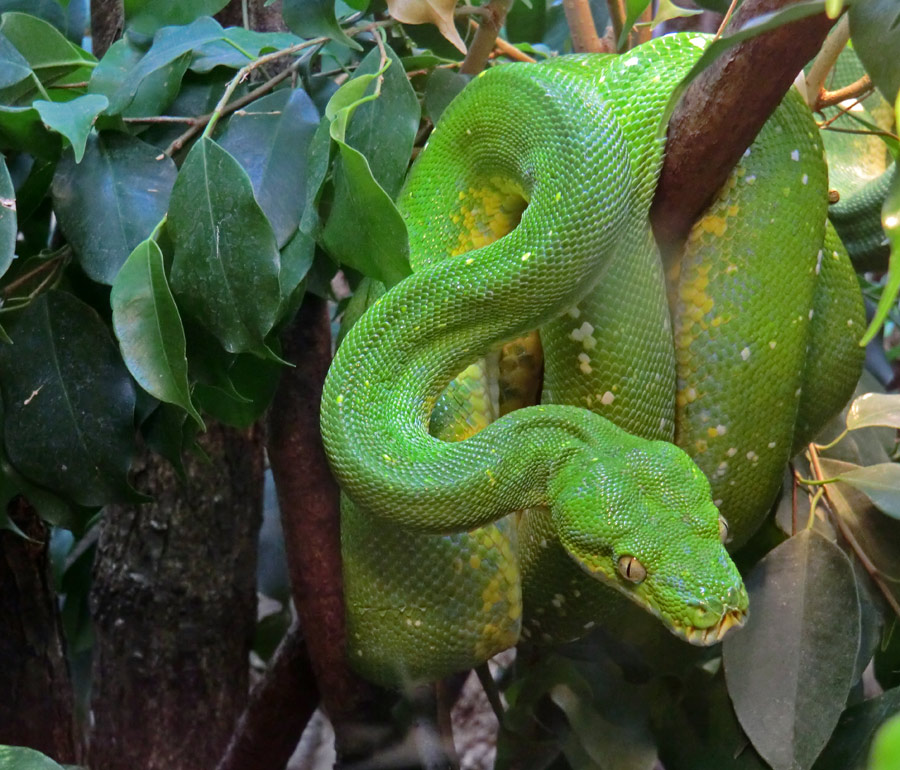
left=0, top=498, right=80, bottom=763
left=215, top=624, right=318, bottom=770
left=89, top=0, right=123, bottom=59
left=651, top=0, right=837, bottom=253
left=268, top=294, right=380, bottom=758
left=88, top=423, right=264, bottom=770
left=216, top=0, right=288, bottom=32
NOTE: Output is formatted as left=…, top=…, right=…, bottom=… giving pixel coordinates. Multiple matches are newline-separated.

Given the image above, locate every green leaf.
left=341, top=45, right=420, bottom=199
left=813, top=687, right=900, bottom=770
left=194, top=352, right=282, bottom=429
left=190, top=27, right=302, bottom=73
left=217, top=88, right=319, bottom=247
left=168, top=137, right=283, bottom=358
left=99, top=17, right=225, bottom=115
left=859, top=130, right=900, bottom=345
left=0, top=103, right=59, bottom=157
left=282, top=0, right=361, bottom=51
left=618, top=0, right=652, bottom=51
left=51, top=132, right=177, bottom=284
left=111, top=239, right=203, bottom=428
left=870, top=713, right=900, bottom=770
left=506, top=0, right=547, bottom=44
left=298, top=116, right=331, bottom=236
left=33, top=94, right=108, bottom=162
left=0, top=291, right=138, bottom=507
left=320, top=53, right=411, bottom=286
left=0, top=30, right=32, bottom=89
left=424, top=68, right=468, bottom=124
left=89, top=38, right=190, bottom=119
left=646, top=0, right=705, bottom=31
left=124, top=0, right=231, bottom=36
left=0, top=12, right=94, bottom=86
left=279, top=227, right=314, bottom=307
left=835, top=463, right=900, bottom=518
left=0, top=745, right=67, bottom=770
left=723, top=530, right=861, bottom=770
left=0, top=155, right=14, bottom=280
left=849, top=0, right=900, bottom=105
left=847, top=392, right=900, bottom=431
left=0, top=0, right=68, bottom=36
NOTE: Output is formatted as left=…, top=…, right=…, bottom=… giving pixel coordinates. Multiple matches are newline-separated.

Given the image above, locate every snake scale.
left=321, top=33, right=866, bottom=686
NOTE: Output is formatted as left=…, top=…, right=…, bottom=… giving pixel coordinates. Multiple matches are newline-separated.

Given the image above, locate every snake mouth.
left=668, top=607, right=748, bottom=646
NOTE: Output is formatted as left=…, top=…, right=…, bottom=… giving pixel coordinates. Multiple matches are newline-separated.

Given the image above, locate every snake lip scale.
left=668, top=607, right=747, bottom=646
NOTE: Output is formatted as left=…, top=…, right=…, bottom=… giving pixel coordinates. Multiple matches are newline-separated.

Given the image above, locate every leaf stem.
left=804, top=13, right=849, bottom=109
left=816, top=73, right=874, bottom=110
left=715, top=0, right=741, bottom=40
left=813, top=429, right=849, bottom=452
left=1, top=251, right=69, bottom=299
left=475, top=663, right=506, bottom=726
left=805, top=487, right=825, bottom=529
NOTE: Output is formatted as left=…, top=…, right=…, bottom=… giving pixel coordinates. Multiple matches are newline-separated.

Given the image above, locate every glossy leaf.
left=99, top=17, right=225, bottom=114
left=870, top=713, right=900, bottom=770
left=321, top=55, right=411, bottom=286
left=0, top=12, right=94, bottom=86
left=424, top=68, right=468, bottom=123
left=0, top=30, right=32, bottom=89
left=0, top=155, right=13, bottom=279
left=124, top=0, right=230, bottom=36
left=282, top=0, right=360, bottom=50
left=52, top=132, right=177, bottom=284
left=189, top=27, right=300, bottom=73
left=0, top=104, right=59, bottom=157
left=0, top=292, right=137, bottom=506
left=89, top=38, right=191, bottom=119
left=217, top=88, right=319, bottom=247
left=846, top=392, right=900, bottom=431
left=723, top=530, right=861, bottom=770
left=0, top=745, right=66, bottom=770
left=298, top=117, right=331, bottom=236
left=813, top=687, right=900, bottom=770
left=0, top=0, right=68, bottom=35
left=506, top=0, right=547, bottom=44
left=279, top=227, right=314, bottom=307
left=168, top=137, right=283, bottom=358
left=111, top=239, right=203, bottom=428
left=194, top=353, right=282, bottom=429
left=33, top=94, right=108, bottom=162
left=849, top=0, right=900, bottom=104
left=835, top=463, right=900, bottom=519
left=341, top=45, right=419, bottom=200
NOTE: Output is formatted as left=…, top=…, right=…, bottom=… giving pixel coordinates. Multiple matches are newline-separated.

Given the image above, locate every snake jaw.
left=668, top=607, right=748, bottom=646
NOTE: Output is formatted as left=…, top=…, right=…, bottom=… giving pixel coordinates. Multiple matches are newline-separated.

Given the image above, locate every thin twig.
left=1, top=253, right=68, bottom=298
left=807, top=444, right=900, bottom=618
left=474, top=664, right=506, bottom=726
left=715, top=0, right=740, bottom=39
left=124, top=115, right=199, bottom=125
left=804, top=14, right=850, bottom=110
left=816, top=74, right=874, bottom=111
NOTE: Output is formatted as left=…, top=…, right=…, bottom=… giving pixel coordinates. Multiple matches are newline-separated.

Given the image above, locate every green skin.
left=322, top=34, right=864, bottom=686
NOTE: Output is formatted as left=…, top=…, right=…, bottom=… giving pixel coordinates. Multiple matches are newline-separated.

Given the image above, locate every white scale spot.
left=809, top=309, right=814, bottom=320
left=743, top=148, right=751, bottom=158
left=726, top=447, right=737, bottom=457
left=839, top=98, right=865, bottom=113
left=624, top=56, right=639, bottom=67
left=746, top=175, right=756, bottom=185
left=600, top=391, right=615, bottom=405
left=847, top=318, right=854, bottom=326
left=690, top=36, right=707, bottom=49
left=801, top=174, right=809, bottom=185
left=714, top=498, right=723, bottom=507
left=552, top=594, right=565, bottom=608
left=746, top=451, right=759, bottom=462
left=741, top=347, right=751, bottom=361
left=768, top=441, right=777, bottom=449
left=578, top=353, right=592, bottom=374
left=791, top=150, right=800, bottom=161
left=715, top=424, right=727, bottom=436
left=815, top=249, right=823, bottom=274
left=522, top=252, right=531, bottom=261
left=571, top=321, right=595, bottom=341
left=660, top=417, right=667, bottom=432
left=567, top=306, right=581, bottom=319
left=769, top=340, right=777, bottom=349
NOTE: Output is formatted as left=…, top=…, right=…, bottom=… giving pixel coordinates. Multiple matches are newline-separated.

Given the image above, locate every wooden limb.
left=267, top=294, right=379, bottom=759
left=564, top=0, right=606, bottom=54
left=805, top=14, right=850, bottom=109
left=214, top=624, right=319, bottom=770
left=651, top=0, right=838, bottom=255
left=460, top=0, right=514, bottom=76
left=89, top=0, right=123, bottom=59
left=0, top=498, right=81, bottom=763
left=816, top=74, right=873, bottom=111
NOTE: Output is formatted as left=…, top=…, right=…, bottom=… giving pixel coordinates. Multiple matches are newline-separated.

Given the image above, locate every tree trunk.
left=88, top=423, right=264, bottom=770
left=0, top=498, right=81, bottom=763
left=89, top=0, right=123, bottom=59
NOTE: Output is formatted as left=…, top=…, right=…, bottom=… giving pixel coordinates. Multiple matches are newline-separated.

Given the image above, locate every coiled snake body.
left=321, top=34, right=865, bottom=686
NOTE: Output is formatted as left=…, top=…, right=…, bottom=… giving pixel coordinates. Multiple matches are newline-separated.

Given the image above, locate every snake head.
left=549, top=441, right=748, bottom=645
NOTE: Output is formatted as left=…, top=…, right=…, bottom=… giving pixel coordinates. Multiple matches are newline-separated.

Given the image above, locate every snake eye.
left=718, top=516, right=730, bottom=544
left=617, top=555, right=646, bottom=583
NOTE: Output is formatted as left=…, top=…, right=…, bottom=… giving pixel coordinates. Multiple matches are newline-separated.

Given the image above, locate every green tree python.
left=320, top=33, right=866, bottom=687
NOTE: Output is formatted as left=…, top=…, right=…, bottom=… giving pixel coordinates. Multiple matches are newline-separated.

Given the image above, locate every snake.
left=321, top=33, right=865, bottom=687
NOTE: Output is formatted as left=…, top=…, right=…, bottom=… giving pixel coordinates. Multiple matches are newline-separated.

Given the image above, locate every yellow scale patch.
left=450, top=177, right=528, bottom=257
left=471, top=526, right=521, bottom=660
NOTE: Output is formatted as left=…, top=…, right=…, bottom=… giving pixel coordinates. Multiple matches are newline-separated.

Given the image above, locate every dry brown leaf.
left=386, top=0, right=466, bottom=54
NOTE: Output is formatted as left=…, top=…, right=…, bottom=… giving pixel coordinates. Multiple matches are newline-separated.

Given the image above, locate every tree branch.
left=267, top=294, right=380, bottom=759
left=651, top=0, right=838, bottom=255
left=564, top=0, right=606, bottom=54
left=214, top=624, right=319, bottom=770
left=460, top=0, right=515, bottom=76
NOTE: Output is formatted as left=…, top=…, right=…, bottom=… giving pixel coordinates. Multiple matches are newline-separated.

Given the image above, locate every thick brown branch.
left=460, top=0, right=514, bottom=76
left=215, top=624, right=318, bottom=770
left=651, top=0, right=838, bottom=254
left=564, top=0, right=605, bottom=54
left=90, top=0, right=123, bottom=59
left=267, top=294, right=379, bottom=757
